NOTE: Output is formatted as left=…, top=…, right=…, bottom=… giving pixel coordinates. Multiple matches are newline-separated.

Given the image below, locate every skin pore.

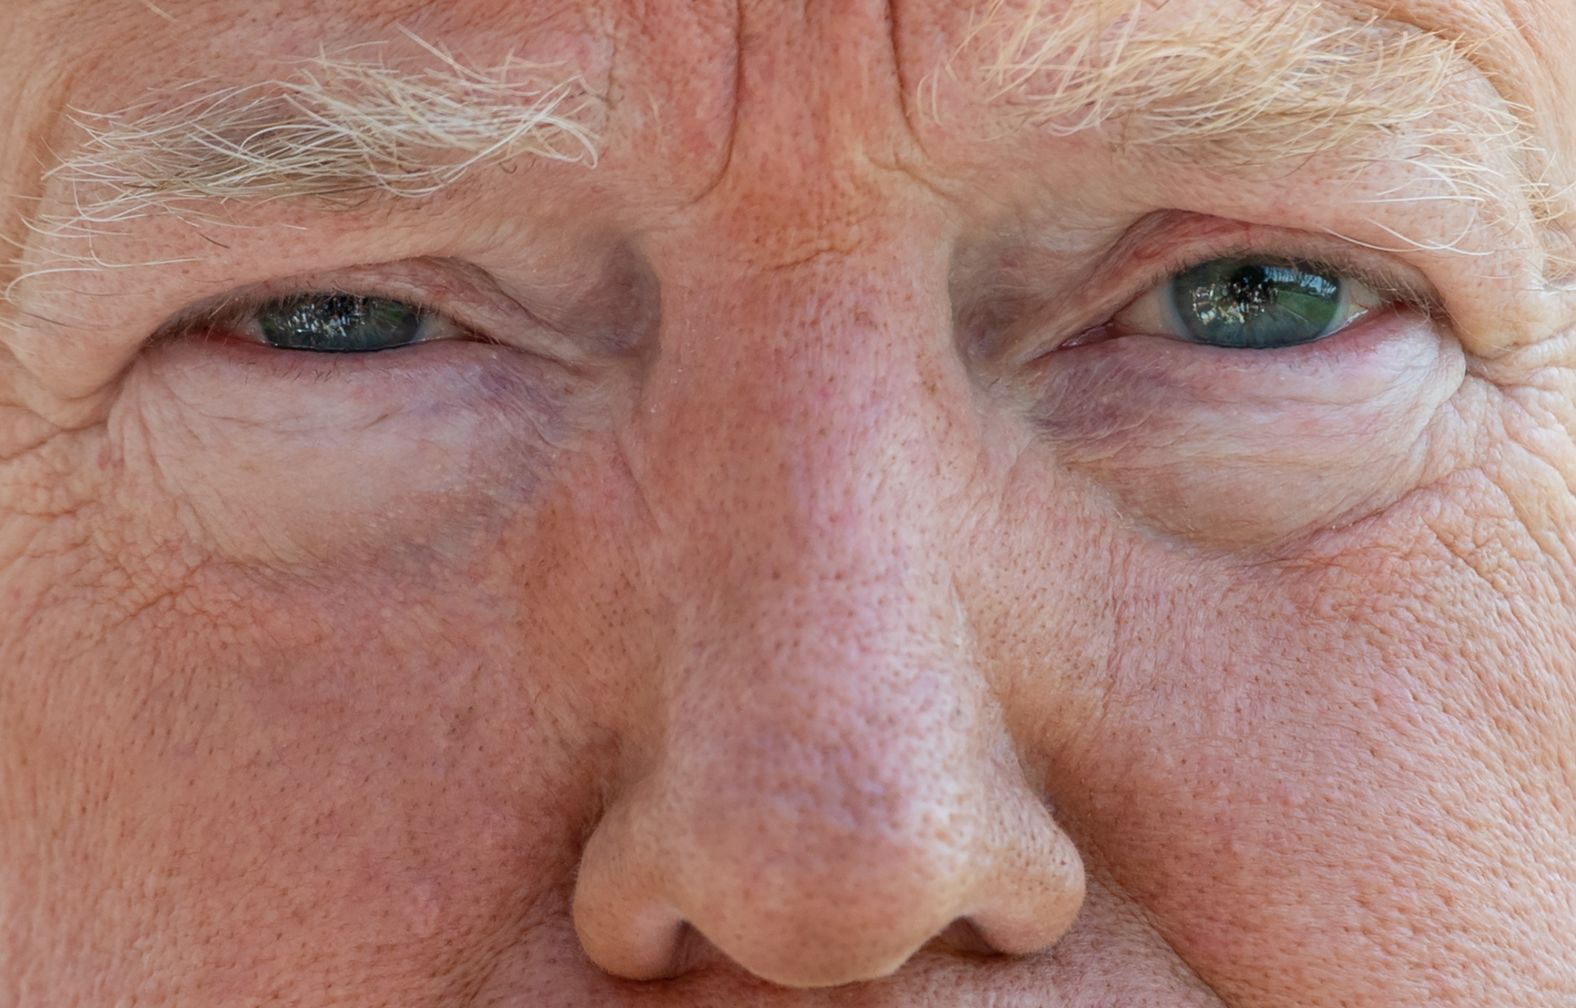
left=1, top=0, right=1574, bottom=1004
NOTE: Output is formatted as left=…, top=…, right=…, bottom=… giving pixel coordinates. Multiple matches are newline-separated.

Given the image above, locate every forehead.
left=11, top=0, right=1556, bottom=171
left=13, top=0, right=1549, bottom=84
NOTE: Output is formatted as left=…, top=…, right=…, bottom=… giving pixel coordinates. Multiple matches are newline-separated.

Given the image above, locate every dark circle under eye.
left=1170, top=259, right=1344, bottom=350
left=257, top=294, right=426, bottom=353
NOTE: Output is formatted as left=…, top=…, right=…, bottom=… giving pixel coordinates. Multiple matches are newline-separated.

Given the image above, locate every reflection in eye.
left=256, top=294, right=433, bottom=353
left=1118, top=258, right=1384, bottom=350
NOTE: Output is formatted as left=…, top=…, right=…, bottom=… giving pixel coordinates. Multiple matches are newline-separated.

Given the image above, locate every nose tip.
left=667, top=818, right=978, bottom=987
left=570, top=682, right=1087, bottom=988
left=573, top=774, right=1085, bottom=989
left=708, top=803, right=1084, bottom=988
left=677, top=870, right=978, bottom=989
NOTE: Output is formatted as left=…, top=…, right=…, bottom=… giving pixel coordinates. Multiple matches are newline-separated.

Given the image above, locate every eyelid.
left=999, top=218, right=1447, bottom=366
left=198, top=292, right=469, bottom=349
left=154, top=257, right=587, bottom=362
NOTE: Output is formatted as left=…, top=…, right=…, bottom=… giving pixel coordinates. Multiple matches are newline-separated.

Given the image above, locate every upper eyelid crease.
left=171, top=290, right=447, bottom=340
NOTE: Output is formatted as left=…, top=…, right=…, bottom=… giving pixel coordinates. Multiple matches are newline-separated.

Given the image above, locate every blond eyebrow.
left=971, top=2, right=1486, bottom=159
left=34, top=32, right=603, bottom=244
left=951, top=0, right=1571, bottom=272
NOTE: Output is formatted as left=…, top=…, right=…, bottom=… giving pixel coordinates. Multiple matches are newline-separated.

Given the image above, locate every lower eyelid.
left=170, top=324, right=515, bottom=387
left=1076, top=307, right=1437, bottom=387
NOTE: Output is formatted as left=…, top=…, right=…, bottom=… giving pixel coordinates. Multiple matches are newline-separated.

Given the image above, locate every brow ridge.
left=37, top=30, right=604, bottom=239
left=950, top=0, right=1571, bottom=279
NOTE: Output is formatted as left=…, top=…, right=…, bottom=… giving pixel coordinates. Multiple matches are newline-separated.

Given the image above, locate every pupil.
left=1173, top=259, right=1342, bottom=349
left=1226, top=266, right=1277, bottom=310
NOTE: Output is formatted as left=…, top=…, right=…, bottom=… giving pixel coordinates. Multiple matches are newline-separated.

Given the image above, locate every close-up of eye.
left=1109, top=257, right=1387, bottom=350
left=244, top=293, right=459, bottom=353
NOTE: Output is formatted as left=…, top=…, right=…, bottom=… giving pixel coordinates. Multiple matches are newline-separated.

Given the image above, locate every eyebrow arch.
left=952, top=0, right=1570, bottom=271
left=34, top=31, right=603, bottom=243
left=972, top=2, right=1485, bottom=158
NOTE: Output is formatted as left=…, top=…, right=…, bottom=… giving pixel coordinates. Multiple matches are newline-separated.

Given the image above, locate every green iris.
left=1169, top=259, right=1344, bottom=349
left=257, top=294, right=425, bottom=353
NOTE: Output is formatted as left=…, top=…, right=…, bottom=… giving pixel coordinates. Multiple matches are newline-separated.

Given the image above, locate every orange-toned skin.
left=1, top=2, right=1573, bottom=1006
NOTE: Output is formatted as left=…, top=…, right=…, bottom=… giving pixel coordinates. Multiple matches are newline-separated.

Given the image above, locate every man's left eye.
left=1111, top=257, right=1386, bottom=350
left=252, top=294, right=448, bottom=353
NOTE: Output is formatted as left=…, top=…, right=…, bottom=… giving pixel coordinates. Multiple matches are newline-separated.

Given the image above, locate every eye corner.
left=152, top=296, right=250, bottom=346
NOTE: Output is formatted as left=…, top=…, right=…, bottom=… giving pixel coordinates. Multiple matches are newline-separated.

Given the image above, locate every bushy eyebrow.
left=950, top=0, right=1571, bottom=274
left=971, top=2, right=1487, bottom=158
left=33, top=31, right=603, bottom=244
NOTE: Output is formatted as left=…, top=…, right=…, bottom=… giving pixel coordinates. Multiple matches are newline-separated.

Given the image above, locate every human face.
left=1, top=0, right=1572, bottom=1005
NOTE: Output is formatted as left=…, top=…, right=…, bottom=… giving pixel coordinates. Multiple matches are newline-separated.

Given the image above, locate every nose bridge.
left=645, top=248, right=984, bottom=814
left=641, top=237, right=970, bottom=567
left=656, top=445, right=982, bottom=831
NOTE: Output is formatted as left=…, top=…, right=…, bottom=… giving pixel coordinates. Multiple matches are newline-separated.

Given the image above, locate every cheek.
left=0, top=501, right=637, bottom=996
left=109, top=338, right=590, bottom=568
left=1046, top=477, right=1576, bottom=1003
left=1030, top=314, right=1465, bottom=547
left=0, top=340, right=644, bottom=991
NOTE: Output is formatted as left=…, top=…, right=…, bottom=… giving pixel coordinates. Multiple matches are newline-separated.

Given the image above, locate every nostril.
left=621, top=916, right=1012, bottom=987
left=932, top=917, right=1008, bottom=959
left=663, top=921, right=712, bottom=979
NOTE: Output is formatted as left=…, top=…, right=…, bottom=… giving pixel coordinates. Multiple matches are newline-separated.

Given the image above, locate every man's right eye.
left=251, top=293, right=453, bottom=353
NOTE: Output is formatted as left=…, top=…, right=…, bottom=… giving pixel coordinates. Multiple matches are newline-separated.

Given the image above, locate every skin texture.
left=1, top=1, right=1575, bottom=1005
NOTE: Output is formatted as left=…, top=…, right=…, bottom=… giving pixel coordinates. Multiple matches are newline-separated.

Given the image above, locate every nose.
left=569, top=257, right=1087, bottom=989
left=572, top=590, right=1087, bottom=988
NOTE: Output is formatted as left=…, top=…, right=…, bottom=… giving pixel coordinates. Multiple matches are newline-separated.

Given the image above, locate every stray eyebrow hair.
left=35, top=31, right=602, bottom=243
left=952, top=0, right=1572, bottom=274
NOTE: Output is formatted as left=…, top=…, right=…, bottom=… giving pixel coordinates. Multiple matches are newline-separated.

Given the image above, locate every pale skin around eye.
left=0, top=2, right=1573, bottom=1007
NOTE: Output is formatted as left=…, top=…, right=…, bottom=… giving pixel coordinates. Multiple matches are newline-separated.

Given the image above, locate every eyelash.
left=998, top=228, right=1444, bottom=366
left=158, top=230, right=1442, bottom=367
left=1129, top=246, right=1426, bottom=315
left=170, top=289, right=450, bottom=341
